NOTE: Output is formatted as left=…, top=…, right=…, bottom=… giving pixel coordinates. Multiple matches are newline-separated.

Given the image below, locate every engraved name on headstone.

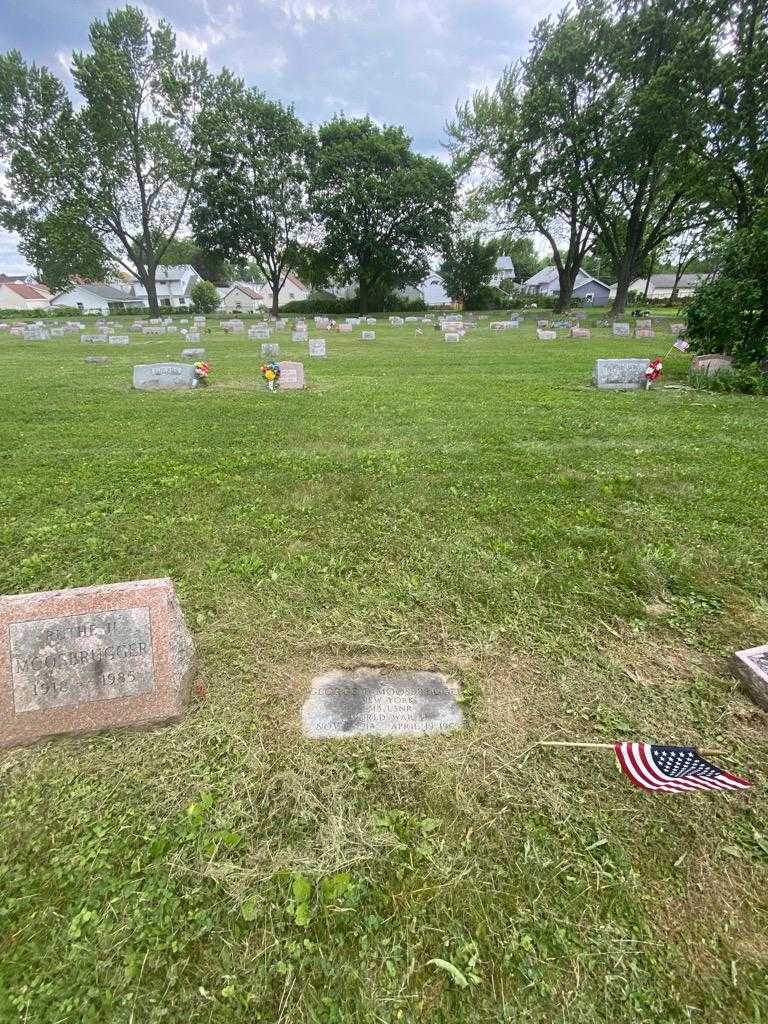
left=593, top=358, right=650, bottom=390
left=133, top=363, right=198, bottom=391
left=0, top=579, right=195, bottom=748
left=302, top=668, right=463, bottom=739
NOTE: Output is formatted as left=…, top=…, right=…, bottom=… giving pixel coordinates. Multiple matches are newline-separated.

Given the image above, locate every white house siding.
left=0, top=284, right=49, bottom=310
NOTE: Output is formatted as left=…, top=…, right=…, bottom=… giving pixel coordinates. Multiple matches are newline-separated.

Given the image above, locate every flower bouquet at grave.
left=644, top=358, right=663, bottom=389
left=261, top=361, right=281, bottom=392
left=193, top=361, right=210, bottom=386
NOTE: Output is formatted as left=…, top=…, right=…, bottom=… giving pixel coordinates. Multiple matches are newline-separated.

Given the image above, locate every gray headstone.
left=308, top=339, right=326, bottom=357
left=733, top=644, right=768, bottom=711
left=302, top=668, right=464, bottom=738
left=109, top=335, right=130, bottom=346
left=612, top=322, right=631, bottom=336
left=593, top=358, right=650, bottom=390
left=85, top=356, right=109, bottom=365
left=262, top=342, right=280, bottom=357
left=181, top=348, right=205, bottom=358
left=133, top=363, right=198, bottom=391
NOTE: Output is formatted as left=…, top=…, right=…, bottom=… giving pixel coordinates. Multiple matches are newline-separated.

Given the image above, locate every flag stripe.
left=613, top=742, right=752, bottom=794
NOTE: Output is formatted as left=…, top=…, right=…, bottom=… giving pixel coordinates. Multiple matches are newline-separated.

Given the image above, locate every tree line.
left=0, top=0, right=765, bottom=318
left=0, top=7, right=454, bottom=315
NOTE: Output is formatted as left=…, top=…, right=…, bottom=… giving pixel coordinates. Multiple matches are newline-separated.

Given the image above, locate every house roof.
left=648, top=273, right=706, bottom=288
left=55, top=282, right=135, bottom=301
left=1, top=281, right=48, bottom=300
left=523, top=266, right=609, bottom=290
left=224, top=284, right=263, bottom=301
left=495, top=255, right=514, bottom=272
left=284, top=274, right=307, bottom=290
left=153, top=264, right=194, bottom=282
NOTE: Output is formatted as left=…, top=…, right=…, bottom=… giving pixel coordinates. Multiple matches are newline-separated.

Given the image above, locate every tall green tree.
left=0, top=7, right=222, bottom=314
left=309, top=117, right=456, bottom=314
left=449, top=43, right=596, bottom=311
left=572, top=0, right=720, bottom=312
left=19, top=210, right=113, bottom=292
left=439, top=234, right=499, bottom=306
left=706, top=0, right=768, bottom=227
left=192, top=86, right=314, bottom=316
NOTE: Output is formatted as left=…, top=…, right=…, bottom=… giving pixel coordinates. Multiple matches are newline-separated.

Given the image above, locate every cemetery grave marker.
left=109, top=336, right=130, bottom=346
left=362, top=331, right=376, bottom=341
left=133, top=363, right=199, bottom=391
left=444, top=332, right=461, bottom=343
left=181, top=348, right=205, bottom=358
left=733, top=644, right=768, bottom=711
left=536, top=329, right=557, bottom=340
left=570, top=327, right=591, bottom=339
left=261, top=343, right=279, bottom=357
left=0, top=578, right=195, bottom=749
left=635, top=328, right=654, bottom=338
left=593, top=358, right=650, bottom=390
left=302, top=667, right=463, bottom=739
left=309, top=339, right=326, bottom=357
left=278, top=361, right=305, bottom=390
left=612, top=322, right=631, bottom=336
left=85, top=356, right=109, bottom=365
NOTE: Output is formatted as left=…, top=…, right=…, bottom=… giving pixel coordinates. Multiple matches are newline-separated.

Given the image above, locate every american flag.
left=614, top=743, right=752, bottom=793
left=673, top=338, right=690, bottom=351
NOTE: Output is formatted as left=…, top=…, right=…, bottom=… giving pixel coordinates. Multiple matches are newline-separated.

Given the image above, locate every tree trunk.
left=271, top=278, right=280, bottom=317
left=144, top=271, right=160, bottom=316
left=554, top=267, right=575, bottom=312
left=611, top=261, right=634, bottom=314
left=642, top=256, right=655, bottom=301
left=358, top=279, right=369, bottom=315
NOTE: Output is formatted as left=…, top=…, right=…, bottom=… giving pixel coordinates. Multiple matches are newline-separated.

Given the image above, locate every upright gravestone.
left=109, top=335, right=130, bottom=346
left=593, top=358, right=649, bottom=390
left=362, top=331, right=376, bottom=341
left=278, top=361, right=305, bottom=390
left=570, top=327, right=591, bottom=339
left=733, top=644, right=768, bottom=711
left=302, top=667, right=463, bottom=739
left=309, top=339, right=326, bottom=357
left=612, top=322, right=631, bottom=337
left=0, top=578, right=195, bottom=749
left=536, top=329, right=557, bottom=341
left=444, top=332, right=461, bottom=343
left=262, top=342, right=279, bottom=357
left=133, top=363, right=198, bottom=391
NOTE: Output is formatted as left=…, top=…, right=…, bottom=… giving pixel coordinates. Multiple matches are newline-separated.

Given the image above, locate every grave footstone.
left=133, top=363, right=199, bottom=391
left=691, top=354, right=733, bottom=376
left=0, top=578, right=195, bottom=749
left=181, top=348, right=205, bottom=358
left=593, top=358, right=649, bottom=390
left=278, top=360, right=305, bottom=390
left=85, top=356, right=109, bottom=365
left=733, top=644, right=768, bottom=711
left=302, top=667, right=463, bottom=739
left=362, top=331, right=376, bottom=341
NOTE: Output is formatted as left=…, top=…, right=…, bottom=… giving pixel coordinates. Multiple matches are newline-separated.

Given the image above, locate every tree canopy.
left=0, top=6, right=225, bottom=313
left=309, top=117, right=456, bottom=313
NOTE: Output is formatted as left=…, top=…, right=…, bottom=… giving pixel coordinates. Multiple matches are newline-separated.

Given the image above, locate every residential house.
left=273, top=274, right=310, bottom=308
left=219, top=283, right=265, bottom=312
left=521, top=267, right=611, bottom=305
left=490, top=255, right=516, bottom=287
left=50, top=282, right=144, bottom=315
left=0, top=280, right=51, bottom=310
left=419, top=274, right=452, bottom=307
left=131, top=265, right=200, bottom=307
left=621, top=272, right=708, bottom=301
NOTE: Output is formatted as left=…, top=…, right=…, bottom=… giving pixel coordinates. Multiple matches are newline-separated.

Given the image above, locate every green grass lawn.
left=1, top=316, right=767, bottom=1023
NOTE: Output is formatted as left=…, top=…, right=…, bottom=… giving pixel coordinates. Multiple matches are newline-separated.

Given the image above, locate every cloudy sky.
left=0, top=0, right=561, bottom=273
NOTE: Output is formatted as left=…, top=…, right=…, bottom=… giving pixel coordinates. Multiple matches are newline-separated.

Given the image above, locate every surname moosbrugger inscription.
left=10, top=607, right=156, bottom=713
left=302, top=668, right=464, bottom=738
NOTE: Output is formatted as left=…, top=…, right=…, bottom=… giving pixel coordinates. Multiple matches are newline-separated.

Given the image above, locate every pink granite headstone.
left=0, top=578, right=195, bottom=749
left=278, top=361, right=305, bottom=390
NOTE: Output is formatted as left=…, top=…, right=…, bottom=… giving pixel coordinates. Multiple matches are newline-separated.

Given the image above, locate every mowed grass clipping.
left=1, top=317, right=767, bottom=1024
